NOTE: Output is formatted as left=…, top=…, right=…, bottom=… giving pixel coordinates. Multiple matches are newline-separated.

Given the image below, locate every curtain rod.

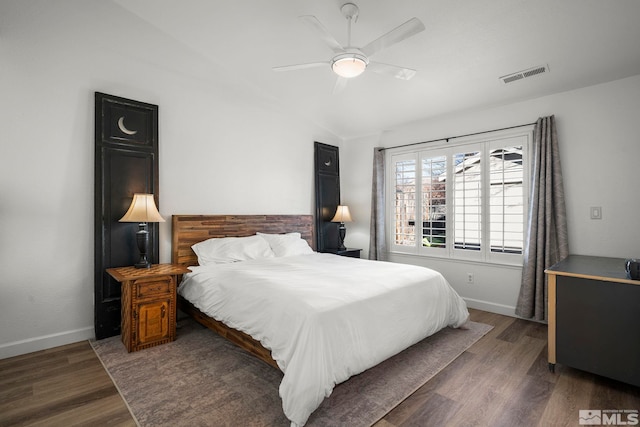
left=378, top=121, right=537, bottom=151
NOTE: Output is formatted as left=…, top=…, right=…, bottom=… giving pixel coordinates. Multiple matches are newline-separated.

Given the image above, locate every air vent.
left=500, top=65, right=549, bottom=84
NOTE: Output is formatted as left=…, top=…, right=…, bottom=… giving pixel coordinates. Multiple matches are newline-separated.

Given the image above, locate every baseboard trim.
left=464, top=298, right=516, bottom=317
left=0, top=326, right=95, bottom=360
left=0, top=298, right=518, bottom=360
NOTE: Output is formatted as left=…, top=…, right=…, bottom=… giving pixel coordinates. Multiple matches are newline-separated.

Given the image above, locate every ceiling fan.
left=273, top=2, right=425, bottom=91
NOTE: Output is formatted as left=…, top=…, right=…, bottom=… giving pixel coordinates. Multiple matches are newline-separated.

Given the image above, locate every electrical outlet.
left=467, top=273, right=474, bottom=284
left=590, top=206, right=602, bottom=220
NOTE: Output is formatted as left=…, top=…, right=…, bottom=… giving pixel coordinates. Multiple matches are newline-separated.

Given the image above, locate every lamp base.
left=134, top=258, right=151, bottom=269
left=337, top=222, right=347, bottom=251
left=134, top=223, right=152, bottom=269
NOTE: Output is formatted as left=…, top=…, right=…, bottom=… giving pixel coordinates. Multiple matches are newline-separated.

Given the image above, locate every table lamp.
left=119, top=193, right=165, bottom=268
left=331, top=205, right=353, bottom=251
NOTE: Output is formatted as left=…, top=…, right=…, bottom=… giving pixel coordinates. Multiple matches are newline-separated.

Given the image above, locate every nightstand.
left=106, top=263, right=190, bottom=352
left=322, top=248, right=362, bottom=258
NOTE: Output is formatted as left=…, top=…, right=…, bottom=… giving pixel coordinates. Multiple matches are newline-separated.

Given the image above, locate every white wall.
left=342, top=74, right=640, bottom=315
left=3, top=1, right=638, bottom=359
left=0, top=0, right=339, bottom=359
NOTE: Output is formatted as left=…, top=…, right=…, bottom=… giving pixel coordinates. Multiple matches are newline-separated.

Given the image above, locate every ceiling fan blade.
left=361, top=17, right=425, bottom=58
left=368, top=62, right=417, bottom=80
left=272, top=62, right=328, bottom=72
left=332, top=76, right=348, bottom=94
left=299, top=15, right=345, bottom=54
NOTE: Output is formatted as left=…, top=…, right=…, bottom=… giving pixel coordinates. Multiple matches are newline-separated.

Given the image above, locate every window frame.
left=386, top=127, right=532, bottom=266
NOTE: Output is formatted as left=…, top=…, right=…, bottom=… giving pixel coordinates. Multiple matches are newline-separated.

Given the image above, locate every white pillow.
left=257, top=232, right=314, bottom=257
left=192, top=235, right=275, bottom=265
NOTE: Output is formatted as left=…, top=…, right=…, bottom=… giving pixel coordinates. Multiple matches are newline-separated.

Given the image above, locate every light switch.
left=590, top=206, right=602, bottom=220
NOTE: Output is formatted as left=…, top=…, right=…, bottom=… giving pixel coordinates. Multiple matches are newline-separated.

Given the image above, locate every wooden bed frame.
left=171, top=214, right=315, bottom=369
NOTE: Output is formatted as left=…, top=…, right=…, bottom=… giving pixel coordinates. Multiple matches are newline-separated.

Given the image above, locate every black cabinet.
left=546, top=255, right=640, bottom=387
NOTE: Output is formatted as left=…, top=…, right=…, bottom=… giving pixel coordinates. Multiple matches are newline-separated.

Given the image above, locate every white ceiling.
left=114, top=0, right=640, bottom=139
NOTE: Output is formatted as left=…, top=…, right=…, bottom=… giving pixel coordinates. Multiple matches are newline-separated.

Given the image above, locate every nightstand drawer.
left=136, top=276, right=172, bottom=298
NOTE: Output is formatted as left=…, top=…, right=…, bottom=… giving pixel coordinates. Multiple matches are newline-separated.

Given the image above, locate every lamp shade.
left=119, top=194, right=165, bottom=223
left=331, top=205, right=353, bottom=223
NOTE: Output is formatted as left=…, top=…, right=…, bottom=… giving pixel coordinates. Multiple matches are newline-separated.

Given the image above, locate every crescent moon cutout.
left=117, top=116, right=138, bottom=136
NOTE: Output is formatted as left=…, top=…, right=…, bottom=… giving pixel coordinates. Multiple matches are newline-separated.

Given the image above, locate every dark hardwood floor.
left=1, top=309, right=638, bottom=426
left=0, top=340, right=135, bottom=426
left=375, top=309, right=640, bottom=427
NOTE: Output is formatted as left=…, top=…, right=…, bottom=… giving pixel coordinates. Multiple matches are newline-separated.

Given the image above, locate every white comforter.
left=178, top=253, right=469, bottom=426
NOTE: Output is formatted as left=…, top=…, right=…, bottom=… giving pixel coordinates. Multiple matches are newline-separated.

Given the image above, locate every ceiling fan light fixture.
left=331, top=52, right=368, bottom=78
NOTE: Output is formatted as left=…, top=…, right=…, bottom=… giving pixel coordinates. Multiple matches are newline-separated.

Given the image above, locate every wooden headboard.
left=171, top=215, right=315, bottom=266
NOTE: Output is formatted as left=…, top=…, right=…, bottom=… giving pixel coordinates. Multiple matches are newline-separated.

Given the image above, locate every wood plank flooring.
left=375, top=309, right=640, bottom=427
left=0, top=341, right=135, bottom=426
left=1, top=309, right=638, bottom=426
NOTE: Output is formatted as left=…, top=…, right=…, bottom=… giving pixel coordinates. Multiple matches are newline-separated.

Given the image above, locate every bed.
left=172, top=214, right=469, bottom=427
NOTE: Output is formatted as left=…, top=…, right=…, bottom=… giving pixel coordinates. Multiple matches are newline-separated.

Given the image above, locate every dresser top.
left=106, top=263, right=191, bottom=282
left=546, top=255, right=639, bottom=285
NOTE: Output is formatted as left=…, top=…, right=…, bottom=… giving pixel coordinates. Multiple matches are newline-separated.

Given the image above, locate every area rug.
left=91, top=317, right=492, bottom=427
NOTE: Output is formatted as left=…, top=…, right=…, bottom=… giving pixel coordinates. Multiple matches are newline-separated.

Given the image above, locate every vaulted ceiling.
left=114, top=0, right=640, bottom=139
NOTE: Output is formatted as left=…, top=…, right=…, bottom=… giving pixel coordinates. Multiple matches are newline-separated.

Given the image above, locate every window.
left=388, top=129, right=531, bottom=264
left=421, top=155, right=447, bottom=248
left=488, top=146, right=525, bottom=254
left=393, top=156, right=416, bottom=247
left=453, top=150, right=482, bottom=252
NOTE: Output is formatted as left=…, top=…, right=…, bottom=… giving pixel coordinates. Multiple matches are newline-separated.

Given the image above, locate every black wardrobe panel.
left=94, top=92, right=159, bottom=340
left=314, top=142, right=340, bottom=252
left=317, top=173, right=341, bottom=250
left=315, top=142, right=339, bottom=175
left=104, top=149, right=158, bottom=270
left=98, top=94, right=158, bottom=149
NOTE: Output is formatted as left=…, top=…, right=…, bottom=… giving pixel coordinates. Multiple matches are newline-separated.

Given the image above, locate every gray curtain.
left=369, top=147, right=387, bottom=260
left=515, top=115, right=569, bottom=321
